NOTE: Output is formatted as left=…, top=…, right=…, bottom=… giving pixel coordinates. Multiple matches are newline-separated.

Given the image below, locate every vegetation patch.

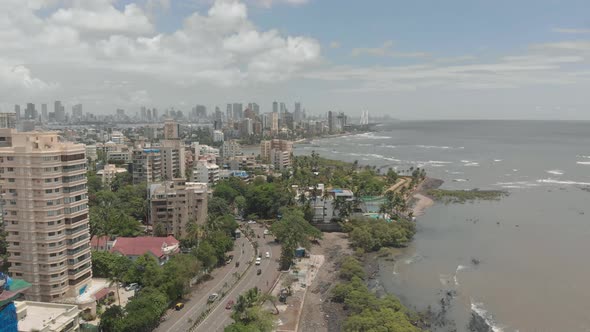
left=426, top=189, right=508, bottom=204
left=341, top=218, right=416, bottom=252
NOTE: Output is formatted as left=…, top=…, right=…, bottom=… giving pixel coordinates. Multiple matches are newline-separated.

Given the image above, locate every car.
left=175, top=302, right=184, bottom=310
left=208, top=293, right=219, bottom=303
left=247, top=220, right=257, bottom=224
left=257, top=269, right=262, bottom=275
left=263, top=229, right=269, bottom=235
left=225, top=255, right=234, bottom=264
left=225, top=300, right=235, bottom=310
left=255, top=257, right=261, bottom=265
left=235, top=261, right=240, bottom=268
left=265, top=252, right=270, bottom=258
left=125, top=283, right=138, bottom=291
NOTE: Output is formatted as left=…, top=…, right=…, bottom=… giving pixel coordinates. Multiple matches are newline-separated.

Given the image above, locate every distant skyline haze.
left=1, top=0, right=590, bottom=119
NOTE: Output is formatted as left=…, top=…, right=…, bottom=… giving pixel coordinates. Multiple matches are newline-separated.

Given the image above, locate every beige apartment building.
left=0, top=129, right=92, bottom=302
left=149, top=179, right=208, bottom=238
left=132, top=148, right=162, bottom=184
left=260, top=139, right=293, bottom=170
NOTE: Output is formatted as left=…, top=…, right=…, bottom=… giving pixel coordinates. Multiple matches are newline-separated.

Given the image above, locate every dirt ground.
left=297, top=232, right=352, bottom=332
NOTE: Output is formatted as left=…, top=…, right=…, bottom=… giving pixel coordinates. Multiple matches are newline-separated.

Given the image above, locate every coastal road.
left=154, top=234, right=254, bottom=332
left=197, top=225, right=281, bottom=332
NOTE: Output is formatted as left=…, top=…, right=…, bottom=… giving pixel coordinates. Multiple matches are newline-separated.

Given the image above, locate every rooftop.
left=111, top=236, right=180, bottom=258
left=16, top=301, right=79, bottom=332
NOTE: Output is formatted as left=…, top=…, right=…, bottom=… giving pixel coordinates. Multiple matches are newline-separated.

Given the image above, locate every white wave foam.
left=493, top=159, right=503, bottom=162
left=404, top=253, right=423, bottom=265
left=576, top=155, right=590, bottom=159
left=428, top=160, right=452, bottom=164
left=461, top=160, right=471, bottom=163
left=546, top=169, right=564, bottom=175
left=471, top=302, right=505, bottom=332
left=501, top=185, right=525, bottom=189
left=536, top=178, right=590, bottom=186
left=453, top=179, right=468, bottom=182
left=449, top=171, right=463, bottom=175
left=381, top=144, right=397, bottom=149
left=512, top=169, right=519, bottom=172
left=464, top=162, right=480, bottom=167
left=577, top=161, right=590, bottom=165
left=417, top=145, right=465, bottom=150
left=457, top=265, right=469, bottom=272
left=355, top=133, right=392, bottom=139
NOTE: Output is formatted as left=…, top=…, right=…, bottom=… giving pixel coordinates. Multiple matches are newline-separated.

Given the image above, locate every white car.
left=263, top=229, right=269, bottom=235
left=248, top=220, right=257, bottom=224
left=255, top=257, right=261, bottom=265
left=265, top=252, right=270, bottom=258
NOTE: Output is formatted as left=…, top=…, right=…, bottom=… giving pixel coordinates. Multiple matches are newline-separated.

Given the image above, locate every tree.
left=209, top=197, right=232, bottom=219
left=339, top=256, right=365, bottom=281
left=99, top=305, right=124, bottom=332
left=271, top=208, right=322, bottom=270
left=194, top=241, right=218, bottom=270
left=91, top=251, right=130, bottom=278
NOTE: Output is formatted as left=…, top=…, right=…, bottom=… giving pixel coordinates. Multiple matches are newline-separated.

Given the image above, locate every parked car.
left=247, top=220, right=257, bottom=224
left=175, top=302, right=184, bottom=310
left=235, top=261, right=240, bottom=268
left=257, top=269, right=262, bottom=275
left=265, top=252, right=270, bottom=258
left=263, top=229, right=269, bottom=235
left=125, top=283, right=138, bottom=291
left=255, top=257, right=261, bottom=265
left=225, top=255, right=234, bottom=264
left=225, top=300, right=235, bottom=310
left=208, top=293, right=219, bottom=303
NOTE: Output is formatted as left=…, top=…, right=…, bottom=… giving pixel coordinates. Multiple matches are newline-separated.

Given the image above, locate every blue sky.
left=2, top=0, right=590, bottom=119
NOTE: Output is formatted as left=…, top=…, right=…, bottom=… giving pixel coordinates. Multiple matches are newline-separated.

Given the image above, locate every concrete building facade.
left=0, top=130, right=92, bottom=302
left=132, top=148, right=162, bottom=184
left=149, top=180, right=208, bottom=238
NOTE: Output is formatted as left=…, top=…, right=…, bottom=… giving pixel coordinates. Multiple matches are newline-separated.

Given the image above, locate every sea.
left=294, top=120, right=590, bottom=332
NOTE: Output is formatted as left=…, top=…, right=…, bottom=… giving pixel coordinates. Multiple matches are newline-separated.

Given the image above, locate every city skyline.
left=1, top=0, right=590, bottom=119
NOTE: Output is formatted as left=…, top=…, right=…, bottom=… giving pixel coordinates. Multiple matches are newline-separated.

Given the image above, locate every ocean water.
left=294, top=120, right=590, bottom=332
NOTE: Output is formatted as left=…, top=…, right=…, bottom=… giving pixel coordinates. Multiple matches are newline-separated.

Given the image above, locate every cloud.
left=0, top=0, right=321, bottom=108
left=552, top=28, right=590, bottom=34
left=351, top=40, right=429, bottom=58
left=253, top=0, right=309, bottom=7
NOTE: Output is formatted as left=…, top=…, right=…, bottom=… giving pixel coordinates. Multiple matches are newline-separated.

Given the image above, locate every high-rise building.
left=54, top=101, right=65, bottom=123
left=163, top=119, right=179, bottom=140
left=140, top=106, right=147, bottom=122
left=248, top=103, right=260, bottom=115
left=260, top=139, right=293, bottom=170
left=195, top=105, right=207, bottom=118
left=271, top=112, right=279, bottom=134
left=279, top=102, right=287, bottom=118
left=14, top=105, right=21, bottom=120
left=213, top=130, right=224, bottom=142
left=24, top=103, right=37, bottom=120
left=160, top=140, right=186, bottom=180
left=72, top=104, right=83, bottom=122
left=132, top=148, right=162, bottom=184
left=0, top=130, right=92, bottom=302
left=221, top=140, right=242, bottom=159
left=272, top=101, right=278, bottom=114
left=328, top=111, right=335, bottom=134
left=0, top=113, right=17, bottom=129
left=232, top=103, right=243, bottom=120
left=294, top=102, right=302, bottom=124
left=149, top=180, right=208, bottom=238
left=41, top=104, right=48, bottom=122
left=226, top=104, right=232, bottom=119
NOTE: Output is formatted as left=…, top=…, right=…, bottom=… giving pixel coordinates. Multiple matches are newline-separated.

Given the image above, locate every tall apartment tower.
left=0, top=113, right=17, bottom=129
left=0, top=130, right=92, bottom=302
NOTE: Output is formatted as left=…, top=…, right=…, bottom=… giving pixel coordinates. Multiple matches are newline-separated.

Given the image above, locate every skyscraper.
left=72, top=104, right=83, bottom=121
left=54, top=101, right=65, bottom=123
left=41, top=104, right=48, bottom=122
left=24, top=103, right=36, bottom=120
left=14, top=105, right=21, bottom=120
left=0, top=130, right=92, bottom=301
left=232, top=103, right=243, bottom=120
left=272, top=101, right=278, bottom=114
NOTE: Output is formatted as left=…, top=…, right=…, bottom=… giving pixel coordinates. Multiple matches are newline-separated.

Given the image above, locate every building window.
left=7, top=167, right=13, bottom=171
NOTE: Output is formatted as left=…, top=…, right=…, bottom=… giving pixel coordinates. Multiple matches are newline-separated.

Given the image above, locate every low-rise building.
left=97, top=164, right=127, bottom=186
left=149, top=180, right=208, bottom=238
left=213, top=130, right=224, bottom=142
left=15, top=301, right=80, bottom=332
left=221, top=140, right=242, bottom=159
left=110, top=236, right=180, bottom=265
left=85, top=145, right=97, bottom=162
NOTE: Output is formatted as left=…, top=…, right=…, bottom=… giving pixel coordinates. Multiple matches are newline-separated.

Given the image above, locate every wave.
left=576, top=155, right=590, bottom=159
left=470, top=301, right=505, bottom=332
left=453, top=179, right=468, bottom=182
left=354, top=133, right=392, bottom=139
left=464, top=162, right=480, bottom=167
left=417, top=145, right=465, bottom=150
left=495, top=181, right=539, bottom=187
left=493, top=159, right=503, bottom=162
left=546, top=169, right=564, bottom=175
left=536, top=178, right=590, bottom=186
left=461, top=160, right=471, bottom=163
left=428, top=160, right=452, bottom=164
left=512, top=169, right=519, bottom=172
left=404, top=253, right=423, bottom=265
left=577, top=161, right=590, bottom=165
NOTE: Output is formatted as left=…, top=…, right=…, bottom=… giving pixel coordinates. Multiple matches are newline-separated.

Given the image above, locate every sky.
left=1, top=0, right=590, bottom=119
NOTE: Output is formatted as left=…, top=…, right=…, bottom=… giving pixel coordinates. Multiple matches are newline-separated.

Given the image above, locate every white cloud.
left=351, top=40, right=429, bottom=58
left=50, top=3, right=154, bottom=34
left=0, top=0, right=321, bottom=109
left=253, top=0, right=309, bottom=8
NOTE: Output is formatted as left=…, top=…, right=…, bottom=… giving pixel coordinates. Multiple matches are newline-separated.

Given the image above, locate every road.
left=154, top=233, right=254, bottom=332
left=197, top=225, right=281, bottom=332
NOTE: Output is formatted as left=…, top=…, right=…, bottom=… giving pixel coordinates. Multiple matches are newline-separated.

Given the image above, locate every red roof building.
left=110, top=236, right=180, bottom=265
left=90, top=236, right=115, bottom=251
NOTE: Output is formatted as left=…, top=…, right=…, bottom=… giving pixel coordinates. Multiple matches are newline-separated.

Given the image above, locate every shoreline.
left=298, top=177, right=442, bottom=331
